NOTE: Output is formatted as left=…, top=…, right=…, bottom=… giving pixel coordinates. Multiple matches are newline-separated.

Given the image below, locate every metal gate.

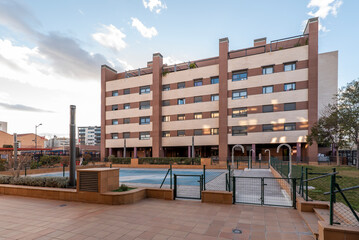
left=233, top=176, right=296, bottom=207
left=174, top=174, right=203, bottom=200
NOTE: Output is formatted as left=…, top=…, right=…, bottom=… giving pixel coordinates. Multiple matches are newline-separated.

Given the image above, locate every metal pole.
left=305, top=168, right=309, bottom=201
left=293, top=178, right=297, bottom=209
left=203, top=165, right=206, bottom=191
left=13, top=133, right=17, bottom=169
left=191, top=136, right=195, bottom=158
left=124, top=139, right=126, bottom=158
left=231, top=144, right=244, bottom=174
left=170, top=163, right=172, bottom=189
left=265, top=149, right=270, bottom=168
left=330, top=173, right=334, bottom=225
left=69, top=105, right=76, bottom=187
left=277, top=144, right=292, bottom=178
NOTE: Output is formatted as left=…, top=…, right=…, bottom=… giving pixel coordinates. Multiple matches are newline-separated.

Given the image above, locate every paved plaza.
left=0, top=195, right=314, bottom=240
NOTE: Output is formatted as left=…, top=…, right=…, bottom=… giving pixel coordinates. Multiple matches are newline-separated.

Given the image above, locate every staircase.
left=299, top=208, right=330, bottom=240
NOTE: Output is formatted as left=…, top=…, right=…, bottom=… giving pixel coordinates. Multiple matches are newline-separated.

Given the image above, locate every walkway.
left=0, top=195, right=314, bottom=239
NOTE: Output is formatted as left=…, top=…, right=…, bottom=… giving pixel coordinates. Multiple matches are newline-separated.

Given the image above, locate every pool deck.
left=0, top=195, right=314, bottom=240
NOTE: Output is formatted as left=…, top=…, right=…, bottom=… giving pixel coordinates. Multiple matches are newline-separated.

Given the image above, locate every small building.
left=78, top=126, right=101, bottom=146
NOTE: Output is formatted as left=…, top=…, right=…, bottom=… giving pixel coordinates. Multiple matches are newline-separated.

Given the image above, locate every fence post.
left=110, top=163, right=112, bottom=168
left=332, top=168, right=336, bottom=203
left=300, top=166, right=304, bottom=197
left=261, top=178, right=264, bottom=205
left=330, top=173, right=335, bottom=225
left=170, top=163, right=172, bottom=189
left=293, top=178, right=297, bottom=209
left=203, top=165, right=206, bottom=191
left=232, top=175, right=235, bottom=204
left=228, top=165, right=231, bottom=191
left=24, top=166, right=27, bottom=176
left=225, top=173, right=228, bottom=191
left=63, top=164, right=65, bottom=177
left=305, top=167, right=309, bottom=201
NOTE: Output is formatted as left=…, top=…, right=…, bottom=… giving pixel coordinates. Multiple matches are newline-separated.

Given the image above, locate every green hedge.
left=108, top=156, right=131, bottom=164
left=138, top=157, right=201, bottom=165
left=0, top=176, right=70, bottom=188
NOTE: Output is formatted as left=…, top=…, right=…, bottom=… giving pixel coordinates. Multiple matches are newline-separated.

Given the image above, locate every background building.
left=45, top=136, right=70, bottom=148
left=101, top=18, right=338, bottom=162
left=78, top=126, right=101, bottom=146
left=0, top=121, right=7, bottom=133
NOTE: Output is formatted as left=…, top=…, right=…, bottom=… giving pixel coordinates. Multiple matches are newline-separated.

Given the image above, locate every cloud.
left=305, top=0, right=343, bottom=32
left=131, top=17, right=158, bottom=39
left=0, top=102, right=53, bottom=113
left=92, top=24, right=127, bottom=52
left=116, top=59, right=133, bottom=71
left=163, top=56, right=183, bottom=65
left=142, top=0, right=167, bottom=14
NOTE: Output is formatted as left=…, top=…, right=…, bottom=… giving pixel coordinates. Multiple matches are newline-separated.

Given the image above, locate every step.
left=314, top=208, right=330, bottom=223
left=299, top=211, right=319, bottom=239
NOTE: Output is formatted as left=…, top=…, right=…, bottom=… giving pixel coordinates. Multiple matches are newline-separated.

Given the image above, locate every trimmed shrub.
left=138, top=157, right=201, bottom=165
left=0, top=175, right=12, bottom=184
left=40, top=155, right=61, bottom=167
left=2, top=176, right=70, bottom=188
left=109, top=156, right=131, bottom=164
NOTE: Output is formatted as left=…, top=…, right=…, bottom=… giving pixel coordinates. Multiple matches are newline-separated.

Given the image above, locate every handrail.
left=324, top=185, right=359, bottom=195
left=302, top=172, right=339, bottom=183
left=270, top=34, right=309, bottom=44
left=160, top=168, right=170, bottom=188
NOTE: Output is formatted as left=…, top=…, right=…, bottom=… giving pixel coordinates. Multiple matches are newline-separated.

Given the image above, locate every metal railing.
left=160, top=164, right=172, bottom=189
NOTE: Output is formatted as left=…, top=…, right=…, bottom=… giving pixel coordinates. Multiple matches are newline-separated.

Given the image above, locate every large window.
left=123, top=89, right=130, bottom=95
left=162, top=131, right=170, bottom=137
left=140, top=86, right=150, bottom=94
left=194, top=96, right=202, bottom=103
left=194, top=113, right=202, bottom=119
left=284, top=83, right=296, bottom=91
left=194, top=129, right=203, bottom=136
left=211, top=77, right=219, bottom=84
left=112, top=91, right=119, bottom=96
left=177, top=114, right=185, bottom=121
left=232, top=89, right=247, bottom=99
left=162, top=85, right=170, bottom=91
left=112, top=119, right=118, bottom=125
left=194, top=79, right=203, bottom=86
left=262, top=86, right=274, bottom=94
left=140, top=116, right=150, bottom=125
left=111, top=133, right=118, bottom=139
left=211, top=94, right=219, bottom=101
left=177, top=130, right=185, bottom=137
left=232, top=108, right=247, bottom=118
left=162, top=100, right=170, bottom=106
left=139, top=132, right=150, bottom=140
left=232, top=71, right=248, bottom=81
left=123, top=118, right=130, bottom=124
left=284, top=103, right=296, bottom=111
left=211, top=128, right=219, bottom=135
left=124, top=103, right=130, bottom=109
left=177, top=98, right=185, bottom=105
left=123, top=132, right=130, bottom=139
left=262, top=105, right=274, bottom=113
left=162, top=116, right=170, bottom=122
left=262, top=124, right=273, bottom=132
left=232, top=126, right=247, bottom=136
left=177, top=82, right=185, bottom=89
left=284, top=123, right=296, bottom=131
left=112, top=105, right=118, bottom=111
left=211, top=112, right=219, bottom=118
left=284, top=62, right=296, bottom=72
left=262, top=66, right=274, bottom=74
left=140, top=101, right=150, bottom=109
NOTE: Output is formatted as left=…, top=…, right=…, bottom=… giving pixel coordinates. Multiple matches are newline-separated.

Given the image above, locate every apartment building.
left=0, top=121, right=7, bottom=133
left=101, top=18, right=338, bottom=162
left=78, top=126, right=101, bottom=146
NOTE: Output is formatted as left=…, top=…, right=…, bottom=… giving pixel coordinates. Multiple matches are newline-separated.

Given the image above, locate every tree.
left=337, top=79, right=359, bottom=169
left=307, top=104, right=347, bottom=165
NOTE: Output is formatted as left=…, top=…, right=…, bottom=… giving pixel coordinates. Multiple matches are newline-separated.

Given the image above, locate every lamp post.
left=277, top=144, right=292, bottom=178
left=231, top=144, right=244, bottom=173
left=265, top=149, right=270, bottom=167
left=35, top=123, right=42, bottom=151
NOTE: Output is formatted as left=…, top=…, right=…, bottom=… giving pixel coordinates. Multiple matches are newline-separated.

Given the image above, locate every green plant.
left=82, top=160, right=88, bottom=165
left=162, top=70, right=169, bottom=77
left=0, top=175, right=12, bottom=184
left=109, top=156, right=131, bottom=164
left=189, top=63, right=197, bottom=69
left=30, top=161, right=38, bottom=169
left=278, top=47, right=283, bottom=50
left=40, top=155, right=61, bottom=167
left=305, top=38, right=309, bottom=45
left=138, top=157, right=201, bottom=165
left=1, top=176, right=69, bottom=188
left=294, top=42, right=302, bottom=47
left=113, top=184, right=135, bottom=192
left=0, top=159, right=6, bottom=171
left=120, top=184, right=128, bottom=191
left=2, top=144, right=13, bottom=148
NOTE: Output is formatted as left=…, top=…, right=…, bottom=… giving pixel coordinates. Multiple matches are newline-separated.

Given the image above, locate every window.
left=177, top=98, right=185, bottom=105
left=211, top=77, right=219, bottom=84
left=177, top=130, right=185, bottom=137
left=194, top=79, right=203, bottom=86
left=284, top=62, right=296, bottom=72
left=111, top=133, right=118, bottom=139
left=177, top=82, right=185, bottom=89
left=140, top=116, right=150, bottom=125
left=232, top=108, right=247, bottom=118
left=140, top=86, right=150, bottom=94
left=124, top=89, right=130, bottom=95
left=162, top=100, right=170, bottom=106
left=232, top=71, right=248, bottom=81
left=263, top=86, right=274, bottom=94
left=232, top=126, right=247, bottom=136
left=284, top=83, right=296, bottom=91
left=162, top=116, right=170, bottom=122
left=262, top=66, right=274, bottom=74
left=112, top=91, right=119, bottom=96
left=123, top=118, right=130, bottom=124
left=284, top=103, right=296, bottom=111
left=194, top=96, right=202, bottom=103
left=124, top=103, right=130, bottom=109
left=162, top=131, right=170, bottom=137
left=211, top=94, right=219, bottom=101
left=112, top=119, right=118, bottom=125
left=232, top=89, right=247, bottom=99
left=211, top=128, right=219, bottom=135
left=194, top=129, right=203, bottom=136
left=112, top=105, right=118, bottom=111
left=262, top=105, right=274, bottom=113
left=123, top=132, right=130, bottom=139
left=211, top=112, right=219, bottom=118
left=140, top=101, right=150, bottom=109
left=162, top=85, right=170, bottom=91
left=262, top=124, right=273, bottom=132
left=194, top=113, right=202, bottom=119
left=284, top=123, right=296, bottom=131
left=177, top=114, right=185, bottom=121
left=139, top=132, right=150, bottom=140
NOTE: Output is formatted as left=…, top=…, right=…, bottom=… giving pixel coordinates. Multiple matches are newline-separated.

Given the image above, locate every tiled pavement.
left=0, top=195, right=315, bottom=240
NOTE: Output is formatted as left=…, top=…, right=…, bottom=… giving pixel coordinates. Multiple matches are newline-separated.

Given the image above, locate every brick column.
left=134, top=147, right=137, bottom=158
left=117, top=150, right=121, bottom=158
left=109, top=148, right=112, bottom=156
left=218, top=38, right=229, bottom=163
left=306, top=18, right=319, bottom=162
left=252, top=144, right=256, bottom=160
left=152, top=53, right=163, bottom=157
left=188, top=146, right=191, bottom=158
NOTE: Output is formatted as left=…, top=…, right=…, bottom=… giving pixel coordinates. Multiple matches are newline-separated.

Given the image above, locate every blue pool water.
left=33, top=168, right=225, bottom=186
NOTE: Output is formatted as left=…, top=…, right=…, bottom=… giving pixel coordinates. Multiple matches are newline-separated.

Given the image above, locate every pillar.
left=218, top=37, right=229, bottom=163
left=188, top=146, right=191, bottom=158
left=109, top=148, right=112, bottom=156
left=305, top=18, right=319, bottom=162
left=297, top=142, right=302, bottom=161
left=134, top=147, right=137, bottom=158
left=252, top=144, right=256, bottom=160
left=152, top=53, right=163, bottom=157
left=117, top=150, right=121, bottom=158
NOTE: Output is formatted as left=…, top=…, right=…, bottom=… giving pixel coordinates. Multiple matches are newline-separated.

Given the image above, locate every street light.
left=277, top=144, right=292, bottom=178
left=265, top=149, right=270, bottom=167
left=35, top=123, right=42, bottom=150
